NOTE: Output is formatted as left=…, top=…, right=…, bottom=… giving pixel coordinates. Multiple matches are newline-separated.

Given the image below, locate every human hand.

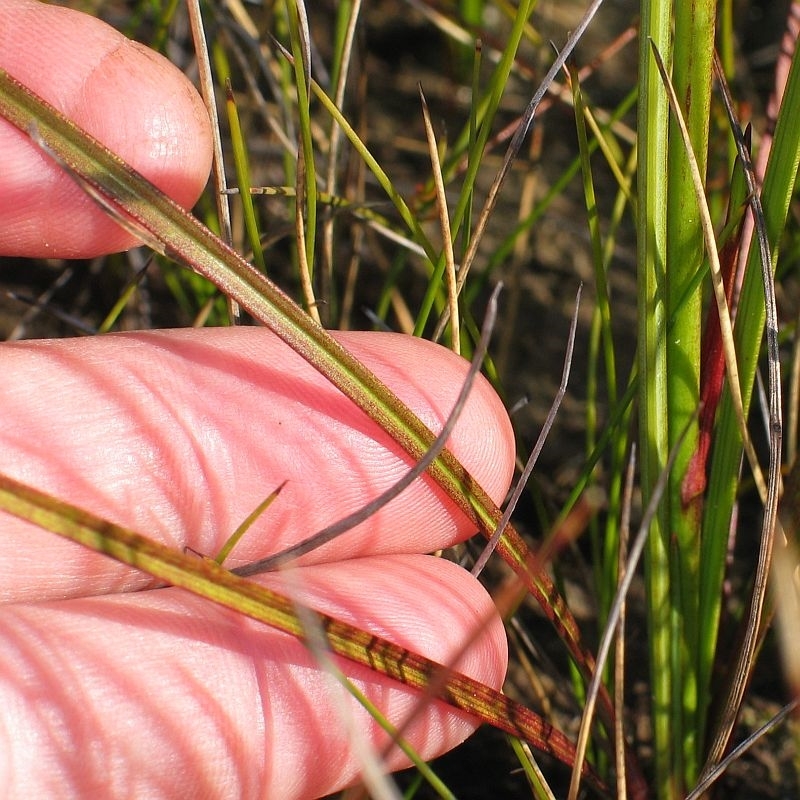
left=0, top=3, right=515, bottom=798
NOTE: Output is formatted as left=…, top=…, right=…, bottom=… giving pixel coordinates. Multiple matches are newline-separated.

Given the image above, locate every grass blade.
left=0, top=470, right=607, bottom=793
left=635, top=3, right=673, bottom=794
left=0, top=65, right=634, bottom=780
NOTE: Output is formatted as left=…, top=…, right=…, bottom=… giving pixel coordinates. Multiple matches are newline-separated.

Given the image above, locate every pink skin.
left=0, top=0, right=213, bottom=258
left=0, top=3, right=516, bottom=798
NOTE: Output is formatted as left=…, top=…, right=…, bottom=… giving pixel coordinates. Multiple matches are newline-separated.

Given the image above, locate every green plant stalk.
left=569, top=67, right=621, bottom=630
left=300, top=62, right=436, bottom=267
left=420, top=89, right=460, bottom=353
left=428, top=0, right=608, bottom=346
left=224, top=78, right=267, bottom=274
left=560, top=370, right=639, bottom=526
left=600, top=148, right=638, bottom=611
left=0, top=471, right=606, bottom=789
left=462, top=35, right=481, bottom=263
left=718, top=0, right=734, bottom=77
left=636, top=1, right=674, bottom=797
left=97, top=261, right=147, bottom=333
left=664, top=0, right=716, bottom=787
left=320, top=0, right=360, bottom=326
left=587, top=287, right=602, bottom=599
left=700, top=34, right=800, bottom=761
left=578, top=103, right=634, bottom=207
left=436, top=0, right=546, bottom=194
left=458, top=0, right=484, bottom=31
left=148, top=0, right=181, bottom=53
left=375, top=249, right=409, bottom=325
left=484, top=86, right=638, bottom=281
left=283, top=0, right=318, bottom=282
left=270, top=10, right=300, bottom=256
left=507, top=736, right=558, bottom=800
left=413, top=0, right=537, bottom=335
left=0, top=67, right=618, bottom=750
left=688, top=146, right=750, bottom=766
left=329, top=0, right=354, bottom=98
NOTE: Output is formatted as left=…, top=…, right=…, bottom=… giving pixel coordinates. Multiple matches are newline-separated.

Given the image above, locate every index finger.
left=0, top=328, right=515, bottom=603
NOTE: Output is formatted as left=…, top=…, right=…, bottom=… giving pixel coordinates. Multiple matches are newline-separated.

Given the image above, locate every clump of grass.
left=3, top=1, right=800, bottom=798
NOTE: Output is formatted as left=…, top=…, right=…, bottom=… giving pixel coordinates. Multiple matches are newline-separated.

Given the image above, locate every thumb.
left=0, top=0, right=212, bottom=258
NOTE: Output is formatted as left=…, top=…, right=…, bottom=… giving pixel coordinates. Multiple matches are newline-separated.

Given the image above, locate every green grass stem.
left=636, top=1, right=674, bottom=795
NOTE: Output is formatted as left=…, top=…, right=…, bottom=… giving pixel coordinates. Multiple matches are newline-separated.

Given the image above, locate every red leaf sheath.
left=681, top=216, right=745, bottom=506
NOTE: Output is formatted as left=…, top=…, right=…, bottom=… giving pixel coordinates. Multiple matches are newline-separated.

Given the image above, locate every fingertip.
left=334, top=332, right=517, bottom=508
left=0, top=1, right=212, bottom=258
left=77, top=39, right=213, bottom=214
left=266, top=554, right=509, bottom=689
left=264, top=554, right=509, bottom=794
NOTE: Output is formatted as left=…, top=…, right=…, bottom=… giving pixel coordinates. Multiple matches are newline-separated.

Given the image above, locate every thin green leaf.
left=0, top=471, right=606, bottom=793
left=214, top=482, right=287, bottom=566
left=224, top=77, right=267, bottom=273
left=636, top=3, right=672, bottom=795
left=0, top=66, right=589, bottom=681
